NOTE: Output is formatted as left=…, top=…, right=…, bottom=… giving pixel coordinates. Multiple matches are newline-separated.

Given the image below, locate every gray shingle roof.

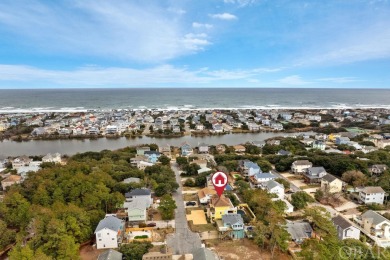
left=293, top=160, right=312, bottom=166
left=286, top=221, right=313, bottom=241
left=125, top=188, right=151, bottom=197
left=332, top=215, right=353, bottom=230
left=361, top=210, right=390, bottom=226
left=361, top=186, right=385, bottom=194
left=266, top=180, right=284, bottom=190
left=322, top=174, right=338, bottom=183
left=222, top=214, right=243, bottom=226
left=307, top=167, right=327, bottom=177
left=94, top=216, right=122, bottom=233
left=97, top=249, right=123, bottom=260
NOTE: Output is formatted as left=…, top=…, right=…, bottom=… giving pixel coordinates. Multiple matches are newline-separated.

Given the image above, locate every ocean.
left=0, top=88, right=390, bottom=112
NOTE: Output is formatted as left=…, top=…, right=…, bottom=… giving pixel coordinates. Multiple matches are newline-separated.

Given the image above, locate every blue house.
left=336, top=137, right=350, bottom=145
left=219, top=214, right=245, bottom=239
left=144, top=151, right=161, bottom=164
left=240, top=160, right=261, bottom=177
left=180, top=143, right=193, bottom=156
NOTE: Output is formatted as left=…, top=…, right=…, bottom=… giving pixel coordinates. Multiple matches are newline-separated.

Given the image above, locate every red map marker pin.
left=212, top=171, right=228, bottom=197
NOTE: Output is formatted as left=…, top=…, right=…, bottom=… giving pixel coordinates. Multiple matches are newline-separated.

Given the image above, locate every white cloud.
left=210, top=13, right=238, bottom=20
left=0, top=64, right=281, bottom=87
left=278, top=75, right=310, bottom=85
left=192, top=22, right=213, bottom=29
left=317, top=77, right=360, bottom=83
left=223, top=0, right=258, bottom=7
left=0, top=1, right=208, bottom=62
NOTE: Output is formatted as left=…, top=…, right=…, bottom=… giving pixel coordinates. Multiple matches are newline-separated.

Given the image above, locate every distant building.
left=1, top=175, right=22, bottom=190
left=42, top=153, right=61, bottom=163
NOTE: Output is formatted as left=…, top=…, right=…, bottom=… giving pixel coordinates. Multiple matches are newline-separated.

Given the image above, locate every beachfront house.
left=180, top=143, right=193, bottom=156
left=95, top=215, right=124, bottom=249
left=198, top=143, right=210, bottom=154
left=42, top=153, right=62, bottom=163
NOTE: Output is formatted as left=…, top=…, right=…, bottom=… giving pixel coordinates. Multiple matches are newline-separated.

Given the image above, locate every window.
left=112, top=238, right=115, bottom=240
left=99, top=239, right=102, bottom=241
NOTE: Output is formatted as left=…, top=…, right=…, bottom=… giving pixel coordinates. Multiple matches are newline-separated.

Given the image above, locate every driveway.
left=166, top=162, right=202, bottom=255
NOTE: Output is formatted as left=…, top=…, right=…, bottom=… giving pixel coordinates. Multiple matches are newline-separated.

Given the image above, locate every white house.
left=123, top=198, right=149, bottom=222
left=252, top=172, right=276, bottom=186
left=291, top=160, right=313, bottom=174
left=359, top=186, right=386, bottom=205
left=354, top=210, right=390, bottom=247
left=125, top=189, right=152, bottom=207
left=332, top=215, right=360, bottom=240
left=12, top=156, right=32, bottom=169
left=321, top=174, right=344, bottom=193
left=272, top=198, right=294, bottom=213
left=198, top=143, right=210, bottom=154
left=265, top=180, right=284, bottom=199
left=95, top=215, right=124, bottom=249
left=42, top=153, right=62, bottom=163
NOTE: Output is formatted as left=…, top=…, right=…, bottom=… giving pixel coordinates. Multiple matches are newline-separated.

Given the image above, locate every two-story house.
left=198, top=143, right=210, bottom=154
left=332, top=215, right=360, bottom=240
left=180, top=143, right=193, bottom=156
left=369, top=164, right=388, bottom=176
left=11, top=156, right=32, bottom=169
left=197, top=187, right=217, bottom=204
left=95, top=215, right=124, bottom=249
left=123, top=198, right=149, bottom=222
left=354, top=210, right=390, bottom=247
left=359, top=186, right=385, bottom=205
left=209, top=195, right=236, bottom=220
left=125, top=188, right=152, bottom=207
left=251, top=172, right=276, bottom=187
left=303, top=167, right=327, bottom=184
left=265, top=180, right=284, bottom=199
left=321, top=174, right=344, bottom=193
left=239, top=160, right=261, bottom=177
left=42, top=153, right=62, bottom=163
left=218, top=213, right=245, bottom=239
left=291, top=160, right=312, bottom=174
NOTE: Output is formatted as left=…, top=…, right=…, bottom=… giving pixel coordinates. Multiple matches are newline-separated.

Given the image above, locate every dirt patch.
left=183, top=193, right=198, bottom=201
left=148, top=208, right=162, bottom=221
left=79, top=245, right=104, bottom=260
left=208, top=239, right=291, bottom=260
left=187, top=210, right=208, bottom=225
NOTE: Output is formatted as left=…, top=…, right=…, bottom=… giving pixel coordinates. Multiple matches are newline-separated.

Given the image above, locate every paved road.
left=166, top=162, right=202, bottom=255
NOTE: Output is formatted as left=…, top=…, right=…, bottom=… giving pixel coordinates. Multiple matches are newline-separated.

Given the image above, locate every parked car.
left=147, top=222, right=156, bottom=227
left=186, top=201, right=196, bottom=206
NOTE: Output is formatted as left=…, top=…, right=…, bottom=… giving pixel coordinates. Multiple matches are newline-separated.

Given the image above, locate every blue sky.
left=0, top=0, right=389, bottom=89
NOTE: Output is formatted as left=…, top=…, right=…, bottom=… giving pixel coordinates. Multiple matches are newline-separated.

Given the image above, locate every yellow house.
left=328, top=133, right=341, bottom=142
left=209, top=195, right=236, bottom=220
left=321, top=174, right=343, bottom=193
